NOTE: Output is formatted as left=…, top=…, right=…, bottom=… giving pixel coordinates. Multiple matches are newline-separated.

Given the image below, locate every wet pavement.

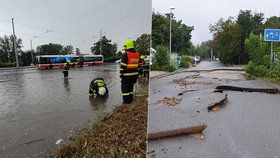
left=0, top=63, right=144, bottom=158
left=148, top=61, right=280, bottom=158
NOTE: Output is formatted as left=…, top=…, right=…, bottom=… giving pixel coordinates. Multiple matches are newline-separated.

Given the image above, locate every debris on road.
left=173, top=78, right=213, bottom=87
left=214, top=89, right=223, bottom=93
left=216, top=85, right=279, bottom=94
left=157, top=97, right=182, bottom=106
left=173, top=78, right=189, bottom=87
left=55, top=139, right=63, bottom=146
left=148, top=123, right=207, bottom=140
left=190, top=132, right=204, bottom=140
left=178, top=89, right=196, bottom=96
left=207, top=94, right=228, bottom=112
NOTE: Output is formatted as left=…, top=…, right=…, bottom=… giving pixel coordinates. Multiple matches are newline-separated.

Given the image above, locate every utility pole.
left=210, top=49, right=213, bottom=61
left=100, top=29, right=102, bottom=55
left=30, top=39, right=34, bottom=65
left=270, top=42, right=273, bottom=69
left=12, top=18, right=19, bottom=68
left=169, top=8, right=175, bottom=63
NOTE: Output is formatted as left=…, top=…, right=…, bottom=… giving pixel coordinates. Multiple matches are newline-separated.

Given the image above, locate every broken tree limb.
left=207, top=94, right=228, bottom=112
left=178, top=89, right=196, bottom=96
left=213, top=89, right=223, bottom=93
left=148, top=124, right=207, bottom=140
left=216, top=85, right=279, bottom=94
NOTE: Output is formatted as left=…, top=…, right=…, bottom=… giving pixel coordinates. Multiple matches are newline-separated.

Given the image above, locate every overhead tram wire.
left=0, top=18, right=97, bottom=38
left=49, top=0, right=121, bottom=30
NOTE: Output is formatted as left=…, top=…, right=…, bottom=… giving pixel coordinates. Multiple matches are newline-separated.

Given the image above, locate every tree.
left=210, top=17, right=240, bottom=64
left=75, top=48, right=81, bottom=55
left=245, top=33, right=270, bottom=66
left=19, top=50, right=32, bottom=66
left=135, top=34, right=150, bottom=55
left=90, top=36, right=117, bottom=59
left=152, top=12, right=193, bottom=52
left=196, top=41, right=212, bottom=59
left=236, top=10, right=264, bottom=63
left=0, top=35, right=23, bottom=63
left=63, top=45, right=74, bottom=54
left=36, top=43, right=64, bottom=55
left=210, top=10, right=265, bottom=64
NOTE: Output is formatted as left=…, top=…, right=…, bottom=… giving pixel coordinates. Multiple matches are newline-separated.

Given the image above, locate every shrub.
left=161, top=64, right=176, bottom=72
left=180, top=55, right=193, bottom=68
left=245, top=61, right=269, bottom=78
left=0, top=62, right=16, bottom=68
left=152, top=45, right=169, bottom=67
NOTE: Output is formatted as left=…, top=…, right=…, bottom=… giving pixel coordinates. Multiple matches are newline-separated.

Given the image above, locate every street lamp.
left=169, top=7, right=175, bottom=63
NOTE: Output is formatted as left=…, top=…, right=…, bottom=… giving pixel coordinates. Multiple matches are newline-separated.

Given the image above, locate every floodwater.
left=0, top=63, right=131, bottom=157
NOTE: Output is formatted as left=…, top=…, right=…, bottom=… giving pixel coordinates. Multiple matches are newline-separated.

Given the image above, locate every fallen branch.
left=178, top=90, right=196, bottom=96
left=213, top=89, right=223, bottom=93
left=207, top=94, right=228, bottom=112
left=148, top=124, right=207, bottom=140
left=216, top=85, right=278, bottom=94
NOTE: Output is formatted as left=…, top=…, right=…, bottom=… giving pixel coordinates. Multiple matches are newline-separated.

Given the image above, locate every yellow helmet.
left=123, top=40, right=134, bottom=50
left=66, top=60, right=71, bottom=63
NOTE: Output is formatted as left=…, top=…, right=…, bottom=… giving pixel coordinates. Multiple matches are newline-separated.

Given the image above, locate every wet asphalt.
left=148, top=61, right=280, bottom=158
left=0, top=63, right=144, bottom=158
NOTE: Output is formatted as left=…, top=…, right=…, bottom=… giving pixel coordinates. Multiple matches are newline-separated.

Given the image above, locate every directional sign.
left=264, top=29, right=280, bottom=42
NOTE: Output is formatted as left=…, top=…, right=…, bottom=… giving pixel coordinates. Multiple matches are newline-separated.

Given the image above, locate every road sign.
left=264, top=29, right=280, bottom=42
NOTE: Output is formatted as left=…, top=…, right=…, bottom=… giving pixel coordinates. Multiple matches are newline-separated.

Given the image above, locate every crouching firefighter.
left=89, top=77, right=109, bottom=97
left=120, top=40, right=140, bottom=104
left=63, top=60, right=71, bottom=78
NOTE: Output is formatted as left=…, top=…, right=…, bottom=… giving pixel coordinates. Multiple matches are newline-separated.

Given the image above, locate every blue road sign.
left=264, top=29, right=280, bottom=42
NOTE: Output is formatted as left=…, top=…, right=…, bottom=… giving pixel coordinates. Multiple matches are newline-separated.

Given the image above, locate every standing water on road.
left=0, top=63, right=128, bottom=157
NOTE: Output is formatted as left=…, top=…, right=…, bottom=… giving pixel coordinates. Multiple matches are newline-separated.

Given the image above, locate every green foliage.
left=161, top=64, right=176, bottom=72
left=210, top=10, right=265, bottom=64
left=0, top=35, right=23, bottom=63
left=245, top=33, right=270, bottom=66
left=63, top=45, right=74, bottom=54
left=245, top=61, right=269, bottom=77
left=0, top=62, right=16, bottom=67
left=151, top=45, right=176, bottom=72
left=91, top=36, right=117, bottom=61
left=36, top=43, right=64, bottom=55
left=196, top=41, right=211, bottom=58
left=152, top=12, right=193, bottom=52
left=180, top=55, right=193, bottom=68
left=153, top=45, right=169, bottom=67
left=135, top=34, right=150, bottom=55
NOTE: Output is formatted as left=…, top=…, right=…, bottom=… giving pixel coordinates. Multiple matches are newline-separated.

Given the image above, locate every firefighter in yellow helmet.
left=120, top=40, right=141, bottom=104
left=63, top=60, right=71, bottom=78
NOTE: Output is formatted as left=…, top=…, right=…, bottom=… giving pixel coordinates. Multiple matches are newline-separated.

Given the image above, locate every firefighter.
left=120, top=40, right=141, bottom=104
left=89, top=77, right=109, bottom=97
left=63, top=60, right=71, bottom=78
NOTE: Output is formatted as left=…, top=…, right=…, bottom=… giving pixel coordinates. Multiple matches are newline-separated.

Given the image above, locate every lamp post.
left=169, top=7, right=175, bottom=63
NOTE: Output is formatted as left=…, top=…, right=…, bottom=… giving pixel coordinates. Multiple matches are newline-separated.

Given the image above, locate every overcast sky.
left=0, top=0, right=152, bottom=53
left=153, top=0, right=280, bottom=45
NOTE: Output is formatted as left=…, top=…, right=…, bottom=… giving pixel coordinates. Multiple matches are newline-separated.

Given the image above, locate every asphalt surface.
left=148, top=61, right=280, bottom=158
left=0, top=63, right=145, bottom=158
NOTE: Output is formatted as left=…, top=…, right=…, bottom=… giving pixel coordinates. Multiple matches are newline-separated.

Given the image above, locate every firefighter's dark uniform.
left=120, top=49, right=140, bottom=104
left=89, top=77, right=109, bottom=97
left=63, top=62, right=70, bottom=78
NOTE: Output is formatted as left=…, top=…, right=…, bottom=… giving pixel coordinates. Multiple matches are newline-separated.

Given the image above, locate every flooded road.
left=0, top=63, right=133, bottom=157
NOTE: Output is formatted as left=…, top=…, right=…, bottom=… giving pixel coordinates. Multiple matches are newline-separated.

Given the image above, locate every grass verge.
left=50, top=95, right=148, bottom=158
